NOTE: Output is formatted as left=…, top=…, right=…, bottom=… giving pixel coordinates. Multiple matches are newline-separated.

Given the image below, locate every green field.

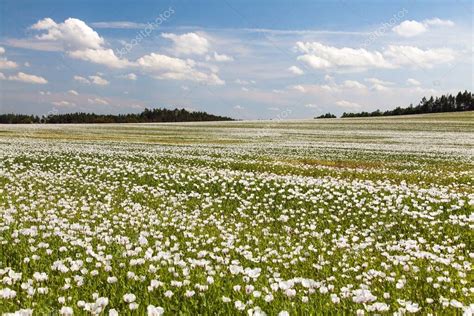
left=0, top=112, right=473, bottom=315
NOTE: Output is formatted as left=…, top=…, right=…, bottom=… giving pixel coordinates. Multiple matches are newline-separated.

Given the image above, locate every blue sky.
left=0, top=0, right=472, bottom=119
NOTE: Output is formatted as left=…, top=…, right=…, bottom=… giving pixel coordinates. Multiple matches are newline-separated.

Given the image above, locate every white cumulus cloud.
left=211, top=52, right=234, bottom=62
left=161, top=32, right=209, bottom=55
left=384, top=45, right=455, bottom=68
left=88, top=75, right=109, bottom=86
left=296, top=41, right=393, bottom=70
left=290, top=84, right=306, bottom=92
left=296, top=41, right=456, bottom=71
left=31, top=17, right=131, bottom=68
left=0, top=47, right=18, bottom=69
left=73, top=75, right=90, bottom=84
left=29, top=18, right=224, bottom=85
left=7, top=72, right=48, bottom=84
left=424, top=18, right=455, bottom=27
left=31, top=17, right=104, bottom=50
left=137, top=53, right=224, bottom=85
left=88, top=97, right=109, bottom=105
left=119, top=73, right=137, bottom=80
left=392, top=20, right=427, bottom=37
left=68, top=48, right=132, bottom=68
left=288, top=65, right=304, bottom=75
left=392, top=18, right=454, bottom=37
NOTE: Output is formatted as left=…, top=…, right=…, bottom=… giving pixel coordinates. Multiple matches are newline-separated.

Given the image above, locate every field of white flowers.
left=0, top=112, right=473, bottom=315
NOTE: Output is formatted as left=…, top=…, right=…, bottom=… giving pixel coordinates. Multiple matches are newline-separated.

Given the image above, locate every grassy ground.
left=0, top=112, right=472, bottom=315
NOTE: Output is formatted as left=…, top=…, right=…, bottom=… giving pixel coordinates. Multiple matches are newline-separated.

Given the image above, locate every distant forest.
left=0, top=108, right=233, bottom=124
left=315, top=113, right=337, bottom=119
left=341, top=90, right=473, bottom=118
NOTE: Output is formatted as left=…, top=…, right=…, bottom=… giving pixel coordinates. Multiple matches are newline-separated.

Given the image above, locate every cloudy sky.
left=0, top=0, right=472, bottom=119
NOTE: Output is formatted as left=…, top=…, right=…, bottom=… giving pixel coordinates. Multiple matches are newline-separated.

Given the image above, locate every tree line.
left=341, top=90, right=473, bottom=118
left=315, top=113, right=337, bottom=119
left=0, top=108, right=233, bottom=124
